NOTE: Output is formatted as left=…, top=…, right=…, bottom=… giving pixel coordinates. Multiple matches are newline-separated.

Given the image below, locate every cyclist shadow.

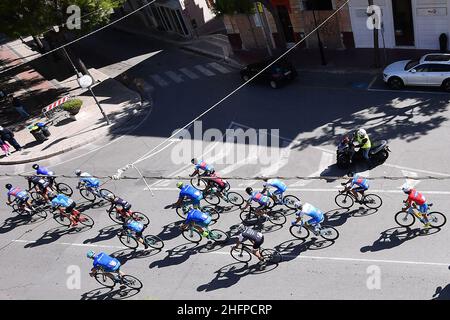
left=155, top=221, right=185, bottom=242
left=76, top=200, right=109, bottom=212
left=214, top=204, right=241, bottom=214
left=326, top=207, right=378, bottom=227
left=197, top=262, right=249, bottom=292
left=83, top=224, right=121, bottom=244
left=81, top=286, right=141, bottom=300
left=111, top=248, right=162, bottom=265
left=433, top=279, right=450, bottom=300
left=274, top=238, right=333, bottom=263
left=23, top=225, right=90, bottom=248
left=148, top=242, right=200, bottom=269
left=360, top=226, right=440, bottom=252
left=0, top=214, right=46, bottom=234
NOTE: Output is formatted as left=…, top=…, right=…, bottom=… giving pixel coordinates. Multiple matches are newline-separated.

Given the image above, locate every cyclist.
left=291, top=202, right=324, bottom=234
left=5, top=184, right=33, bottom=212
left=50, top=193, right=80, bottom=227
left=341, top=172, right=369, bottom=203
left=190, top=158, right=214, bottom=177
left=180, top=208, right=212, bottom=237
left=171, top=182, right=203, bottom=209
left=27, top=175, right=52, bottom=202
left=241, top=187, right=271, bottom=218
left=106, top=193, right=132, bottom=221
left=402, top=185, right=430, bottom=227
left=87, top=250, right=125, bottom=281
left=204, top=169, right=227, bottom=198
left=233, top=224, right=264, bottom=261
left=261, top=178, right=287, bottom=205
left=32, top=164, right=55, bottom=187
left=74, top=169, right=100, bottom=190
left=120, top=216, right=149, bottom=249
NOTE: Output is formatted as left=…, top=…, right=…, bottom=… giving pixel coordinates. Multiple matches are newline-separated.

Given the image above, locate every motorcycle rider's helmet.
left=191, top=158, right=198, bottom=165
left=356, top=129, right=367, bottom=138
left=245, top=187, right=253, bottom=195
left=5, top=183, right=12, bottom=190
left=32, top=164, right=39, bottom=170
left=74, top=169, right=82, bottom=176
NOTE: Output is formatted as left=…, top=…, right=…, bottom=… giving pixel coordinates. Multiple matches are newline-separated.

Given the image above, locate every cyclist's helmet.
left=191, top=158, right=198, bottom=165
left=356, top=128, right=367, bottom=138
left=209, top=169, right=215, bottom=174
left=176, top=182, right=184, bottom=189
left=5, top=183, right=12, bottom=190
left=106, top=193, right=115, bottom=201
left=347, top=171, right=355, bottom=178
left=32, top=164, right=39, bottom=170
left=237, top=224, right=247, bottom=233
left=402, top=185, right=412, bottom=194
left=74, top=169, right=82, bottom=176
left=47, top=191, right=57, bottom=200
left=294, top=201, right=303, bottom=210
left=86, top=250, right=95, bottom=259
left=245, top=187, right=253, bottom=195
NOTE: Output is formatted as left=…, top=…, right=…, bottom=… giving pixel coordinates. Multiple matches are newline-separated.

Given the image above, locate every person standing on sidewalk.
left=0, top=137, right=11, bottom=157
left=10, top=96, right=30, bottom=119
left=0, top=126, right=22, bottom=152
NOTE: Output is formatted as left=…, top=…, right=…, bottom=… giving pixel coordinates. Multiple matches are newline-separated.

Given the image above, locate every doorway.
left=392, top=0, right=415, bottom=46
left=276, top=5, right=295, bottom=43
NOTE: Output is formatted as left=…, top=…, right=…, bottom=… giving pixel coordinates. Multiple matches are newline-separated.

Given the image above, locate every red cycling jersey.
left=210, top=173, right=225, bottom=187
left=407, top=189, right=426, bottom=205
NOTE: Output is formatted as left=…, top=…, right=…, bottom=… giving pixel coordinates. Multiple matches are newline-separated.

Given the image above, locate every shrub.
left=62, top=98, right=83, bottom=115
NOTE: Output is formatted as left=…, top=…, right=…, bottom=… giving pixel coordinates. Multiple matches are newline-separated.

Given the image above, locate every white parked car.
left=383, top=53, right=450, bottom=92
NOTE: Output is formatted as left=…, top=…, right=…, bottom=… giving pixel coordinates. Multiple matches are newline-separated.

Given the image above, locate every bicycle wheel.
left=80, top=188, right=96, bottom=202
left=78, top=213, right=95, bottom=228
left=118, top=233, right=139, bottom=249
left=261, top=249, right=282, bottom=264
left=226, top=192, right=244, bottom=206
left=122, top=275, right=143, bottom=290
left=334, top=193, right=354, bottom=209
left=30, top=191, right=44, bottom=202
left=202, top=207, right=220, bottom=222
left=224, top=181, right=231, bottom=192
left=132, top=212, right=150, bottom=226
left=34, top=208, right=48, bottom=219
left=99, top=189, right=114, bottom=200
left=108, top=209, right=124, bottom=224
left=94, top=273, right=116, bottom=288
left=204, top=193, right=220, bottom=205
left=190, top=178, right=207, bottom=191
left=176, top=206, right=189, bottom=219
left=268, top=211, right=287, bottom=225
left=428, top=212, right=447, bottom=228
left=182, top=228, right=202, bottom=243
left=56, top=183, right=73, bottom=196
left=230, top=247, right=252, bottom=263
left=144, top=235, right=164, bottom=249
left=394, top=211, right=415, bottom=227
left=319, top=226, right=340, bottom=241
left=289, top=225, right=310, bottom=239
left=209, top=229, right=229, bottom=244
left=283, top=195, right=300, bottom=209
left=363, top=194, right=383, bottom=209
left=53, top=212, right=71, bottom=226
left=239, top=209, right=259, bottom=225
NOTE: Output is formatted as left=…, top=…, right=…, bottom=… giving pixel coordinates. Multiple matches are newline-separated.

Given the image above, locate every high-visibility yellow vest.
left=356, top=134, right=371, bottom=149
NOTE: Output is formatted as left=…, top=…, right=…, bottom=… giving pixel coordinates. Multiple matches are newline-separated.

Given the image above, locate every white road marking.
left=164, top=71, right=184, bottom=83
left=208, top=62, right=230, bottom=74
left=194, top=65, right=215, bottom=76
left=179, top=68, right=199, bottom=79
left=401, top=170, right=420, bottom=189
left=290, top=152, right=334, bottom=187
left=367, top=75, right=378, bottom=90
left=150, top=74, right=169, bottom=87
left=384, top=163, right=450, bottom=177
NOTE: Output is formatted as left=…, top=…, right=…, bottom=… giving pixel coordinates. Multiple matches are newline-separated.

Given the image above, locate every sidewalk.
left=0, top=69, right=151, bottom=165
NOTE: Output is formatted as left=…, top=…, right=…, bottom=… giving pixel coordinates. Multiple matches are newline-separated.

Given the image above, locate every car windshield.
left=405, top=60, right=419, bottom=70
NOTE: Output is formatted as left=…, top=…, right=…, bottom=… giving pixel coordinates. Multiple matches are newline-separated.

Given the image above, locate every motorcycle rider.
left=352, top=129, right=372, bottom=166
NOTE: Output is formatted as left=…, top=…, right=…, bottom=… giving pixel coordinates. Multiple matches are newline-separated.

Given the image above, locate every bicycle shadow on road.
left=0, top=214, right=46, bottom=234
left=81, top=286, right=141, bottom=300
left=197, top=262, right=249, bottom=292
left=111, top=248, right=163, bottom=266
left=155, top=221, right=185, bottom=242
left=275, top=238, right=333, bottom=263
left=76, top=199, right=110, bottom=212
left=23, top=225, right=93, bottom=248
left=148, top=242, right=199, bottom=269
left=325, top=207, right=378, bottom=227
left=83, top=224, right=121, bottom=244
left=360, top=226, right=441, bottom=252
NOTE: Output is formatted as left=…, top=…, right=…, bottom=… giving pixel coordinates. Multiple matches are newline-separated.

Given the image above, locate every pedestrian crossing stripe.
left=150, top=74, right=169, bottom=87
left=179, top=68, right=199, bottom=79
left=208, top=62, right=230, bottom=74
left=194, top=65, right=215, bottom=76
left=164, top=71, right=184, bottom=83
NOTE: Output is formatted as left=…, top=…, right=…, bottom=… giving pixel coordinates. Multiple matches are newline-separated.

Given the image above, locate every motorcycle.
left=336, top=135, right=391, bottom=169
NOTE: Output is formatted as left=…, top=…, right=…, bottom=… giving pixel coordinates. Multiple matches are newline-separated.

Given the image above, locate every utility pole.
left=311, top=8, right=327, bottom=65
left=255, top=2, right=273, bottom=56
left=368, top=0, right=380, bottom=68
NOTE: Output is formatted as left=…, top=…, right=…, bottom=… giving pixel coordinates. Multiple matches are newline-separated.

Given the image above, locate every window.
left=405, top=60, right=419, bottom=70
left=423, top=54, right=450, bottom=62
left=428, top=64, right=450, bottom=72
left=414, top=64, right=431, bottom=72
left=302, top=0, right=333, bottom=10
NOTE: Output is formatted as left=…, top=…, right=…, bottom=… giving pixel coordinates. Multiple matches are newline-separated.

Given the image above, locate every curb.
left=180, top=46, right=243, bottom=69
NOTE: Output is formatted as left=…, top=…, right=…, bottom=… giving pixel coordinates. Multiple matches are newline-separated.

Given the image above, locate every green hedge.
left=62, top=99, right=83, bottom=114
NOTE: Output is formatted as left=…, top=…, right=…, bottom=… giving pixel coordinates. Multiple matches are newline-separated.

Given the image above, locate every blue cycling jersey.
left=250, top=192, right=270, bottom=205
left=179, top=185, right=203, bottom=201
left=195, top=160, right=214, bottom=172
left=82, top=177, right=100, bottom=188
left=37, top=167, right=53, bottom=176
left=185, top=209, right=210, bottom=224
left=352, top=176, right=369, bottom=189
left=298, top=203, right=323, bottom=220
left=93, top=252, right=120, bottom=272
left=266, top=179, right=287, bottom=192
left=126, top=220, right=144, bottom=233
left=51, top=194, right=73, bottom=208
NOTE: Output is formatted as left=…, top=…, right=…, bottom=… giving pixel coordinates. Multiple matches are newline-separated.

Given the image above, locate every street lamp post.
left=78, top=75, right=111, bottom=125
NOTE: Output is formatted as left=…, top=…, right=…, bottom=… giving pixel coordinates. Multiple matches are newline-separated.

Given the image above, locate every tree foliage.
left=0, top=0, right=126, bottom=39
left=211, top=0, right=255, bottom=16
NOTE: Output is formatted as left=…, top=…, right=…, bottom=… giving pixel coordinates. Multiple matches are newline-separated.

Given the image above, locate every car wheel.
left=270, top=80, right=278, bottom=89
left=442, top=79, right=450, bottom=92
left=242, top=75, right=250, bottom=82
left=387, top=77, right=404, bottom=90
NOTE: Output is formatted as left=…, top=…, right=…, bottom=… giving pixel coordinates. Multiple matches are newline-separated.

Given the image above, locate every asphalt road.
left=1, top=29, right=450, bottom=300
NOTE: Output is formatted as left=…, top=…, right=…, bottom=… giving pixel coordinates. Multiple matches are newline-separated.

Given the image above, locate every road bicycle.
left=79, top=185, right=115, bottom=203
left=93, top=268, right=143, bottom=290
left=181, top=225, right=229, bottom=244
left=289, top=219, right=339, bottom=241
left=230, top=243, right=282, bottom=264
left=264, top=190, right=300, bottom=210
left=203, top=187, right=245, bottom=207
left=107, top=206, right=150, bottom=226
left=334, top=187, right=382, bottom=209
left=118, top=228, right=164, bottom=250
left=49, top=177, right=73, bottom=196
left=239, top=206, right=286, bottom=226
left=175, top=201, right=220, bottom=221
left=395, top=203, right=446, bottom=228
left=190, top=172, right=231, bottom=192
left=52, top=206, right=94, bottom=228
left=8, top=198, right=48, bottom=219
